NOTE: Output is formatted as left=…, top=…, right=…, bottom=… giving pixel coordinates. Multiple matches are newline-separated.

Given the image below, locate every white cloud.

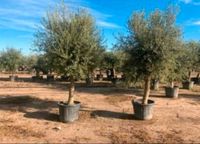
left=193, top=20, right=200, bottom=25
left=97, top=21, right=121, bottom=29
left=179, top=0, right=200, bottom=5
left=0, top=0, right=119, bottom=32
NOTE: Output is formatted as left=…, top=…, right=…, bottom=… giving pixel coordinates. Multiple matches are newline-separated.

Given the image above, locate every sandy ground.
left=0, top=74, right=199, bottom=143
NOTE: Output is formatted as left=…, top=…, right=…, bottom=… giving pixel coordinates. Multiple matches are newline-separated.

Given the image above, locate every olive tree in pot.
left=117, top=7, right=181, bottom=120
left=164, top=69, right=181, bottom=99
left=103, top=52, right=119, bottom=82
left=164, top=43, right=186, bottom=98
left=182, top=42, right=200, bottom=90
left=102, top=51, right=125, bottom=84
left=0, top=48, right=22, bottom=82
left=34, top=4, right=103, bottom=123
left=86, top=46, right=105, bottom=86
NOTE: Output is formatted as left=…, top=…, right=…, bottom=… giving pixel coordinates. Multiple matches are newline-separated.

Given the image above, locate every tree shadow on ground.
left=179, top=93, right=200, bottom=102
left=149, top=94, right=170, bottom=99
left=0, top=95, right=59, bottom=122
left=77, top=87, right=144, bottom=97
left=24, top=111, right=59, bottom=121
left=91, top=110, right=134, bottom=120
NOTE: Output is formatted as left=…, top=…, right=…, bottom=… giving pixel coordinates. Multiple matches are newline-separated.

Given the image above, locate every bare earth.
left=0, top=74, right=199, bottom=143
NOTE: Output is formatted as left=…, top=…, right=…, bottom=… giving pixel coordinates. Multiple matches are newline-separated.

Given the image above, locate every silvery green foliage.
left=118, top=7, right=181, bottom=82
left=184, top=41, right=200, bottom=72
left=34, top=4, right=103, bottom=79
left=0, top=48, right=22, bottom=74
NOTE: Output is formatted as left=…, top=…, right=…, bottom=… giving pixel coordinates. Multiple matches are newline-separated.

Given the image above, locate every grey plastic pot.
left=132, top=99, right=155, bottom=120
left=9, top=75, right=18, bottom=82
left=58, top=101, right=81, bottom=123
left=165, top=86, right=179, bottom=98
left=151, top=80, right=159, bottom=90
left=182, top=81, right=194, bottom=90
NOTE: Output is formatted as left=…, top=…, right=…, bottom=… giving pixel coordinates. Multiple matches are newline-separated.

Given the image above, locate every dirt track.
left=0, top=75, right=199, bottom=143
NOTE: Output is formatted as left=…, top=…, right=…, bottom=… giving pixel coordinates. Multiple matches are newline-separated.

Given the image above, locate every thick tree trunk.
left=113, top=68, right=116, bottom=78
left=68, top=77, right=75, bottom=105
left=170, top=81, right=174, bottom=88
left=99, top=69, right=103, bottom=81
left=142, top=76, right=151, bottom=105
left=188, top=71, right=192, bottom=81
left=111, top=68, right=116, bottom=78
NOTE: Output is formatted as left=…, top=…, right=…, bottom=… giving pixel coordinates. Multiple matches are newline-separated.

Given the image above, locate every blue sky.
left=0, top=0, right=200, bottom=54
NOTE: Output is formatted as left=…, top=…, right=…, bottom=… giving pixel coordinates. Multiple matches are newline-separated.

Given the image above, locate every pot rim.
left=132, top=99, right=155, bottom=106
left=58, top=101, right=81, bottom=107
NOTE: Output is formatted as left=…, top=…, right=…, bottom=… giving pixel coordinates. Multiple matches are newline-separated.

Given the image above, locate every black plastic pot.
left=86, top=77, right=93, bottom=86
left=111, top=78, right=117, bottom=84
left=58, top=101, right=81, bottom=123
left=60, top=75, right=70, bottom=81
left=47, top=75, right=54, bottom=81
left=165, top=86, right=179, bottom=98
left=32, top=76, right=43, bottom=81
left=132, top=99, right=155, bottom=120
left=96, top=74, right=103, bottom=81
left=182, top=81, right=194, bottom=90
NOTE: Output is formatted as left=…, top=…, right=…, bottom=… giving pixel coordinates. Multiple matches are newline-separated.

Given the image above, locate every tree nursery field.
left=0, top=74, right=199, bottom=143
left=1, top=1, right=200, bottom=143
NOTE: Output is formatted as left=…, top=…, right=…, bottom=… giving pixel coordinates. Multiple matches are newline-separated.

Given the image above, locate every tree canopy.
left=117, top=7, right=181, bottom=104
left=0, top=48, right=22, bottom=75
left=34, top=5, right=103, bottom=80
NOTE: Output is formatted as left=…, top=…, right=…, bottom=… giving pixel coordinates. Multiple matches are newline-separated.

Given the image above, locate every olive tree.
left=86, top=44, right=105, bottom=85
left=118, top=8, right=181, bottom=104
left=34, top=5, right=103, bottom=105
left=24, top=55, right=38, bottom=72
left=0, top=48, right=22, bottom=76
left=183, top=41, right=200, bottom=81
left=102, top=51, right=124, bottom=80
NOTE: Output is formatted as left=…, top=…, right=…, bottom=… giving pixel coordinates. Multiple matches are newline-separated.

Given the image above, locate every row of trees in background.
left=0, top=47, right=123, bottom=80
left=0, top=41, right=200, bottom=84
left=0, top=41, right=199, bottom=84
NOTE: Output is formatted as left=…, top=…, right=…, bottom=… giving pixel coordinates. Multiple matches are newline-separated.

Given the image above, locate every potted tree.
left=86, top=46, right=105, bottom=86
left=118, top=7, right=181, bottom=120
left=103, top=51, right=124, bottom=84
left=164, top=68, right=181, bottom=99
left=0, top=48, right=22, bottom=82
left=163, top=44, right=186, bottom=98
left=182, top=42, right=200, bottom=90
left=34, top=4, right=103, bottom=122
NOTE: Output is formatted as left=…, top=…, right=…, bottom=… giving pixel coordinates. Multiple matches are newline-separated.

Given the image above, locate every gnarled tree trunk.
left=68, top=76, right=75, bottom=105
left=143, top=76, right=151, bottom=105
